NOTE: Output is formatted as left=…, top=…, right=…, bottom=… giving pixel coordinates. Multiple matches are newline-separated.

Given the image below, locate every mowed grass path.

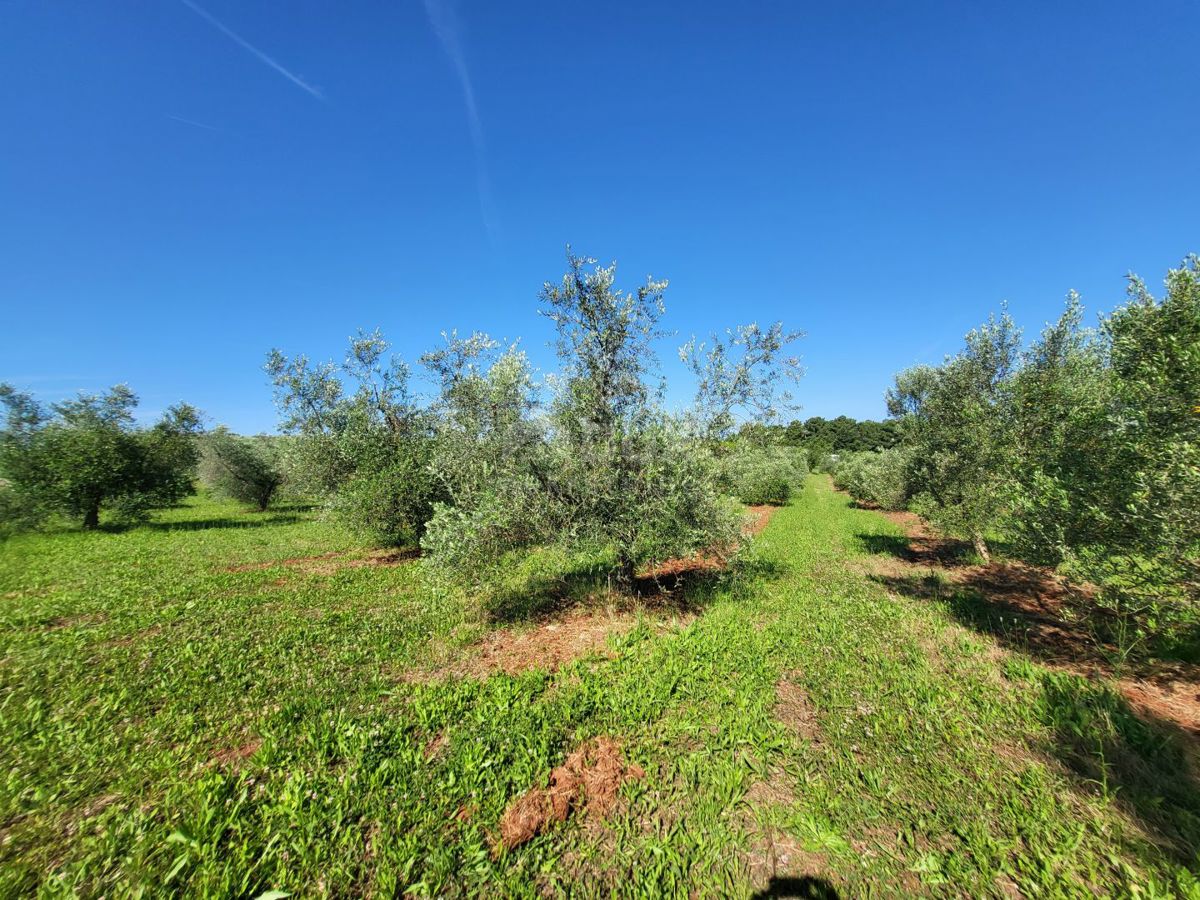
left=1, top=477, right=1197, bottom=896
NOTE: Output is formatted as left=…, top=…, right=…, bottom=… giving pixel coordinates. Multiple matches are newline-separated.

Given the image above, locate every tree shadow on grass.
left=1035, top=670, right=1200, bottom=867
left=870, top=566, right=1200, bottom=866
left=138, top=513, right=307, bottom=533
left=855, top=532, right=977, bottom=569
left=264, top=501, right=318, bottom=513
left=484, top=555, right=786, bottom=626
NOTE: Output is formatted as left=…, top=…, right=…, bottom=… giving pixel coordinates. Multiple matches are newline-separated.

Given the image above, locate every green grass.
left=2, top=477, right=1198, bottom=896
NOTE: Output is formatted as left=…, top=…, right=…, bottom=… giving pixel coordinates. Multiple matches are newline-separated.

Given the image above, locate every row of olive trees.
left=886, top=256, right=1199, bottom=651
left=266, top=250, right=804, bottom=589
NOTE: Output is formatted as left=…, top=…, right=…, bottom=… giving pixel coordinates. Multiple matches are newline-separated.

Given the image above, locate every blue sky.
left=2, top=1, right=1197, bottom=432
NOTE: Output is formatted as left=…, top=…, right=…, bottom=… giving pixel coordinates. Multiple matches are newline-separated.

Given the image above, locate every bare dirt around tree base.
left=409, top=504, right=779, bottom=682
left=405, top=608, right=690, bottom=682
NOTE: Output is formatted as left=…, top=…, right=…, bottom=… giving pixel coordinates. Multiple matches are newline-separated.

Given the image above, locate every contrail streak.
left=180, top=0, right=324, bottom=100
left=422, top=0, right=496, bottom=238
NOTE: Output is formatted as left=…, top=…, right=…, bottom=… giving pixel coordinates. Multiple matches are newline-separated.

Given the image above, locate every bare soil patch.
left=408, top=608, right=692, bottom=681
left=774, top=673, right=821, bottom=742
left=497, top=736, right=644, bottom=850
left=423, top=730, right=448, bottom=761
left=739, top=770, right=829, bottom=895
left=210, top=737, right=262, bottom=768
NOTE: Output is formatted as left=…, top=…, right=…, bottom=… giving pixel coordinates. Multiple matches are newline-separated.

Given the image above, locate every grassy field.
left=1, top=476, right=1198, bottom=897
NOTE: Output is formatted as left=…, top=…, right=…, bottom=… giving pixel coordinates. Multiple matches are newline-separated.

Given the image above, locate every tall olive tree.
left=418, top=252, right=745, bottom=591
left=887, top=311, right=1022, bottom=561
left=200, top=427, right=286, bottom=511
left=1006, top=294, right=1111, bottom=563
left=540, top=250, right=740, bottom=586
left=0, top=384, right=202, bottom=529
left=1071, top=261, right=1199, bottom=635
left=680, top=321, right=804, bottom=442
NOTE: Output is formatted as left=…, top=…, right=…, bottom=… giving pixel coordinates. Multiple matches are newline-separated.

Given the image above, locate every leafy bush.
left=199, top=428, right=285, bottom=511
left=832, top=448, right=911, bottom=511
left=719, top=445, right=807, bottom=505
left=266, top=331, right=441, bottom=545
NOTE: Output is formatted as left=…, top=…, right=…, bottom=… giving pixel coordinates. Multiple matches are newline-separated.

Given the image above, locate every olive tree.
left=680, top=321, right=804, bottom=442
left=265, top=330, right=438, bottom=544
left=538, top=250, right=741, bottom=586
left=200, top=427, right=286, bottom=511
left=0, top=384, right=201, bottom=529
left=423, top=250, right=745, bottom=590
left=887, top=311, right=1022, bottom=561
left=419, top=333, right=554, bottom=580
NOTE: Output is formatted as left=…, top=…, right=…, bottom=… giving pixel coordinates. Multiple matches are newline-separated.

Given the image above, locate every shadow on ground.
left=1036, top=670, right=1200, bottom=865
left=751, top=875, right=840, bottom=899
left=140, top=513, right=307, bottom=533
left=485, top=556, right=786, bottom=625
left=856, top=531, right=976, bottom=568
left=857, top=532, right=1200, bottom=867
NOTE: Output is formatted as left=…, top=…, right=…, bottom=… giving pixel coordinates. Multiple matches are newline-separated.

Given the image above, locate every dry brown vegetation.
left=498, top=736, right=645, bottom=850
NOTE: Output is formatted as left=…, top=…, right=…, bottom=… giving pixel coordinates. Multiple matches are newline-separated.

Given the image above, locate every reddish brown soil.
left=868, top=502, right=1200, bottom=741
left=408, top=608, right=689, bottom=682
left=637, top=504, right=779, bottom=583
left=210, top=737, right=262, bottom=768
left=409, top=506, right=778, bottom=682
left=423, top=731, right=449, bottom=761
left=498, top=736, right=644, bottom=850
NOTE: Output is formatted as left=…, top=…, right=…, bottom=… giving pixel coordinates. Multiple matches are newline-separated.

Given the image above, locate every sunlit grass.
left=1, top=478, right=1196, bottom=896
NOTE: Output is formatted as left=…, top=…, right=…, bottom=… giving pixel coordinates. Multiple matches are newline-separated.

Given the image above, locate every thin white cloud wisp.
left=180, top=0, right=325, bottom=100
left=422, top=0, right=496, bottom=238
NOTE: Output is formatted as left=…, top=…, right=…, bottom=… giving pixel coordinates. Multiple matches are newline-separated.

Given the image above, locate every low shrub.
left=720, top=445, right=807, bottom=505
left=832, top=448, right=911, bottom=511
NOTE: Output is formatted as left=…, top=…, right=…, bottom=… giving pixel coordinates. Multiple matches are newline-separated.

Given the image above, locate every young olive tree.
left=0, top=384, right=202, bottom=529
left=831, top=448, right=912, bottom=511
left=540, top=250, right=741, bottom=587
left=887, top=311, right=1022, bottom=562
left=418, top=255, right=740, bottom=590
left=265, top=330, right=438, bottom=544
left=200, top=427, right=286, bottom=511
left=419, top=333, right=554, bottom=579
left=680, top=322, right=806, bottom=506
left=680, top=322, right=804, bottom=442
left=718, top=445, right=808, bottom=505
